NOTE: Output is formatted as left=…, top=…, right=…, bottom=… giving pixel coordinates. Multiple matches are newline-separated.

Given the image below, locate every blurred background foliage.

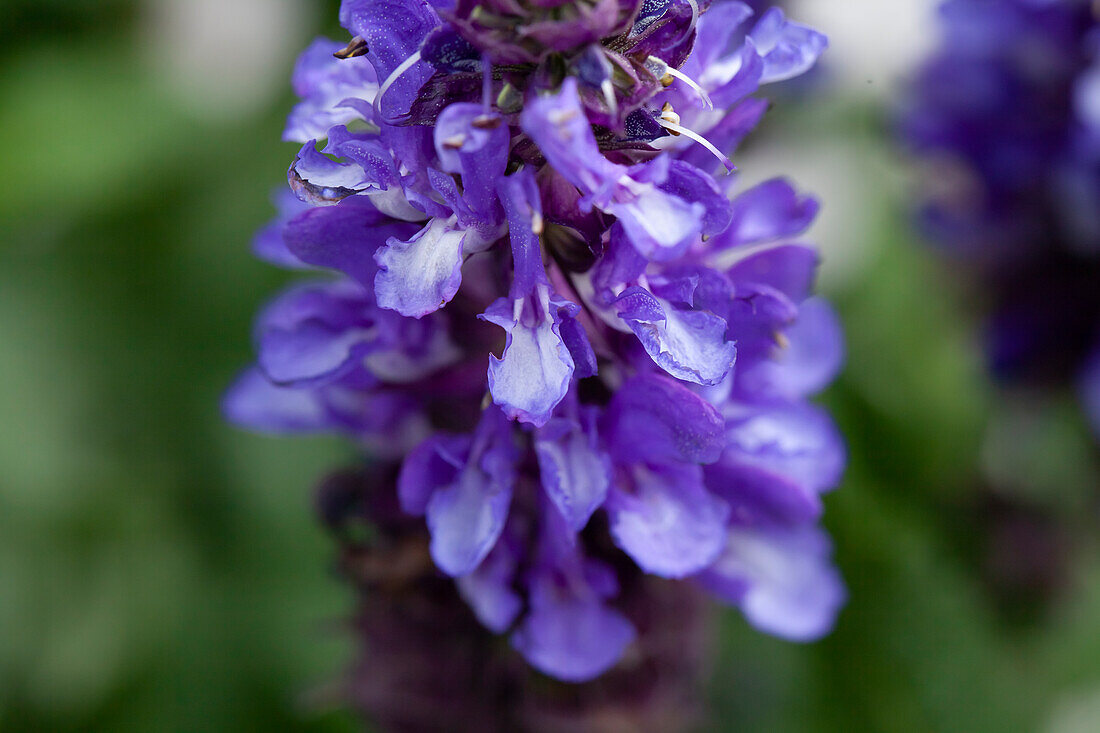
left=2, top=0, right=1100, bottom=731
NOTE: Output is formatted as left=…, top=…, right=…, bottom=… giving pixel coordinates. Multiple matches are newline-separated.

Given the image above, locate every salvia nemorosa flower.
left=227, top=0, right=846, bottom=682
left=318, top=466, right=710, bottom=732
left=902, top=0, right=1100, bottom=436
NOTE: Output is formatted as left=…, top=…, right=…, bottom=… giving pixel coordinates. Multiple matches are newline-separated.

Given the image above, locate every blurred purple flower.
left=228, top=0, right=845, bottom=682
left=901, top=0, right=1100, bottom=435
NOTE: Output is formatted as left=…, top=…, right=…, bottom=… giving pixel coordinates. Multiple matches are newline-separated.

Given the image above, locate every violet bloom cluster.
left=902, top=0, right=1100, bottom=435
left=228, top=0, right=846, bottom=681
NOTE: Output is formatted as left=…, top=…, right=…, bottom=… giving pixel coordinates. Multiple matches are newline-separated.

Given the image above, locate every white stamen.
left=374, top=50, right=422, bottom=123
left=646, top=56, right=713, bottom=109
left=663, top=66, right=713, bottom=109
left=686, top=0, right=699, bottom=34
left=656, top=118, right=735, bottom=172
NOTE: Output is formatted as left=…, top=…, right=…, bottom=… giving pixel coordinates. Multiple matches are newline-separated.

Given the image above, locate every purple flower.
left=229, top=0, right=844, bottom=682
left=902, top=0, right=1100, bottom=438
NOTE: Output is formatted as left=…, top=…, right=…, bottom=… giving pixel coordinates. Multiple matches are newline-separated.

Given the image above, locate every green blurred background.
left=3, top=1, right=1100, bottom=731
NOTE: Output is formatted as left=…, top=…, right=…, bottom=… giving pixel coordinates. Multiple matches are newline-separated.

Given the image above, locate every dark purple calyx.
left=401, top=0, right=700, bottom=134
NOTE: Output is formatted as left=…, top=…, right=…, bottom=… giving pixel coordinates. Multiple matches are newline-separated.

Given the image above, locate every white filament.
left=656, top=118, right=734, bottom=172
left=663, top=66, right=713, bottom=109
left=686, top=0, right=699, bottom=36
left=374, top=50, right=422, bottom=122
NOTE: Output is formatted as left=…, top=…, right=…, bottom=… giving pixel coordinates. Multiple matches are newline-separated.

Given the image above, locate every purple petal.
left=610, top=284, right=665, bottom=321
left=397, top=433, right=468, bottom=515
left=610, top=185, right=706, bottom=261
left=255, top=279, right=366, bottom=333
left=258, top=320, right=371, bottom=386
left=288, top=129, right=426, bottom=212
left=420, top=24, right=480, bottom=73
left=716, top=401, right=846, bottom=514
left=604, top=373, right=726, bottom=465
left=292, top=38, right=352, bottom=98
left=425, top=407, right=518, bottom=576
left=339, top=0, right=438, bottom=77
left=602, top=156, right=705, bottom=261
left=252, top=190, right=311, bottom=268
left=607, top=463, right=731, bottom=578
left=724, top=179, right=820, bottom=247
left=323, top=126, right=401, bottom=189
left=457, top=532, right=523, bottom=633
left=223, top=368, right=329, bottom=433
left=434, top=103, right=509, bottom=223
left=374, top=216, right=467, bottom=318
left=427, top=167, right=504, bottom=244
left=689, top=1, right=755, bottom=73
left=253, top=281, right=375, bottom=386
left=704, top=459, right=822, bottom=526
left=511, top=587, right=635, bottom=683
left=658, top=160, right=734, bottom=238
left=726, top=244, right=820, bottom=302
left=695, top=37, right=764, bottom=108
left=592, top=225, right=649, bottom=296
left=512, top=513, right=635, bottom=682
left=647, top=270, right=700, bottom=306
left=696, top=524, right=845, bottom=641
left=363, top=310, right=462, bottom=383
left=482, top=295, right=575, bottom=427
left=284, top=196, right=418, bottom=289
left=676, top=263, right=735, bottom=314
left=737, top=298, right=845, bottom=400
left=749, top=8, right=828, bottom=84
left=498, top=168, right=546, bottom=296
left=378, top=127, right=442, bottom=210
left=427, top=457, right=513, bottom=577
left=557, top=311, right=598, bottom=379
left=535, top=414, right=612, bottom=531
left=615, top=286, right=737, bottom=386
left=721, top=282, right=799, bottom=366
